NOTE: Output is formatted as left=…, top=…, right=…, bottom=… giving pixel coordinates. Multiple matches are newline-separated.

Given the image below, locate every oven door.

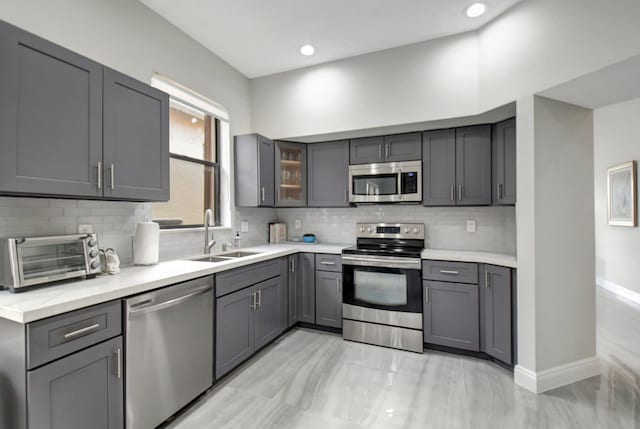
left=342, top=261, right=422, bottom=313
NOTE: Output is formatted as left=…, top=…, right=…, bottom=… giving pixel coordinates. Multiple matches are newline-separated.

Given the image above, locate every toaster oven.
left=0, top=234, right=102, bottom=292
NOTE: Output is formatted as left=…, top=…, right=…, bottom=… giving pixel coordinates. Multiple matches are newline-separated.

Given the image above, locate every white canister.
left=134, top=221, right=160, bottom=265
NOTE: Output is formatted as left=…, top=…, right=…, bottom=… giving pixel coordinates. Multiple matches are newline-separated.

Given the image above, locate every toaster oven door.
left=16, top=235, right=91, bottom=287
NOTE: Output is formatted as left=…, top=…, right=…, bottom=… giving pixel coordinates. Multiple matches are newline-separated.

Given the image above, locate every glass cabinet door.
left=275, top=141, right=307, bottom=207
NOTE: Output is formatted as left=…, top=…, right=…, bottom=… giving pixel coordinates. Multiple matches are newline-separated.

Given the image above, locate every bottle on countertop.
left=233, top=231, right=241, bottom=248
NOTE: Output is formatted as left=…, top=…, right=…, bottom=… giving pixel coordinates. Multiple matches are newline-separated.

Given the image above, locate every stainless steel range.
left=341, top=223, right=424, bottom=353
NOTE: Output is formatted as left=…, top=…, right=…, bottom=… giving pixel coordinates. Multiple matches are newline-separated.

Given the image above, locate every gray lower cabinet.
left=27, top=336, right=123, bottom=429
left=215, top=276, right=283, bottom=379
left=288, top=255, right=298, bottom=327
left=349, top=136, right=385, bottom=164
left=480, top=264, right=513, bottom=364
left=455, top=125, right=492, bottom=205
left=315, top=270, right=342, bottom=328
left=297, top=253, right=316, bottom=324
left=493, top=118, right=516, bottom=205
left=234, top=134, right=275, bottom=207
left=423, top=281, right=479, bottom=351
left=0, top=19, right=103, bottom=198
left=383, top=133, right=422, bottom=162
left=103, top=68, right=169, bottom=201
left=422, top=129, right=456, bottom=206
left=308, top=141, right=350, bottom=207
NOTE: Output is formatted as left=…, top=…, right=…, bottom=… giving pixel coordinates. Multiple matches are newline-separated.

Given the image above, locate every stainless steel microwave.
left=0, top=234, right=102, bottom=292
left=349, top=160, right=422, bottom=203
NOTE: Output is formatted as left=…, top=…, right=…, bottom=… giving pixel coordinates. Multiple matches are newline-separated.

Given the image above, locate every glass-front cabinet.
left=275, top=141, right=307, bottom=207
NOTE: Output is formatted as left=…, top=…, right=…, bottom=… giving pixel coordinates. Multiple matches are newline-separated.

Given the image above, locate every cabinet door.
left=254, top=277, right=283, bottom=350
left=315, top=271, right=342, bottom=328
left=384, top=133, right=422, bottom=162
left=215, top=286, right=255, bottom=379
left=308, top=141, right=349, bottom=207
left=422, top=129, right=456, bottom=206
left=0, top=20, right=103, bottom=197
left=258, top=135, right=275, bottom=207
left=349, top=136, right=384, bottom=164
left=275, top=141, right=307, bottom=207
left=288, top=255, right=298, bottom=327
left=297, top=253, right=316, bottom=324
left=103, top=68, right=169, bottom=201
left=28, top=337, right=123, bottom=429
left=423, top=281, right=479, bottom=351
left=493, top=118, right=516, bottom=205
left=455, top=125, right=492, bottom=205
left=480, top=265, right=512, bottom=364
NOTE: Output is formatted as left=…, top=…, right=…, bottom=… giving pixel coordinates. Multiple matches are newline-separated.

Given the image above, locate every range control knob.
left=89, top=249, right=99, bottom=258
left=367, top=227, right=373, bottom=233
left=90, top=260, right=100, bottom=270
left=359, top=226, right=365, bottom=232
left=412, top=227, right=419, bottom=234
left=88, top=238, right=97, bottom=247
left=404, top=228, right=410, bottom=233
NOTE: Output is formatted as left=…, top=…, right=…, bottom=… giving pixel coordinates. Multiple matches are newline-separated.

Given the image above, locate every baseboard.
left=514, top=356, right=601, bottom=394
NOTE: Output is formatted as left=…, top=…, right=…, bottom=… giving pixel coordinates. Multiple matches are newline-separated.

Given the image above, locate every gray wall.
left=276, top=206, right=516, bottom=254
left=593, top=97, right=640, bottom=376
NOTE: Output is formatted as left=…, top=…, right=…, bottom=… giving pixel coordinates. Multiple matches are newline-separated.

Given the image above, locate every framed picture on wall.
left=607, top=160, right=637, bottom=227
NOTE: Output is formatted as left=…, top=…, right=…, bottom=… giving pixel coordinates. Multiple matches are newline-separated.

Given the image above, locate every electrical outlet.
left=240, top=221, right=249, bottom=233
left=466, top=220, right=476, bottom=233
left=295, top=219, right=301, bottom=229
left=78, top=224, right=93, bottom=234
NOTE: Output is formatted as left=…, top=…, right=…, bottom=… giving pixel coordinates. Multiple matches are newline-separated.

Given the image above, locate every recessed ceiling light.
left=466, top=2, right=487, bottom=18
left=191, top=117, right=198, bottom=124
left=300, top=44, right=315, bottom=56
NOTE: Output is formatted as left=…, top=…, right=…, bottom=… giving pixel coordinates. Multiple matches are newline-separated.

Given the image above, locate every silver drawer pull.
left=321, top=261, right=336, bottom=265
left=64, top=323, right=101, bottom=339
left=115, top=348, right=122, bottom=379
left=439, top=270, right=459, bottom=275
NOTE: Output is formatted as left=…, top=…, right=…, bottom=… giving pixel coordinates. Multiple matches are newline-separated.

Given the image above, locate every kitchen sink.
left=192, top=256, right=233, bottom=263
left=217, top=251, right=261, bottom=258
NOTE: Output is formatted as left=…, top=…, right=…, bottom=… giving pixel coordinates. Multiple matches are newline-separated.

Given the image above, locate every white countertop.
left=421, top=249, right=517, bottom=268
left=0, top=243, right=351, bottom=324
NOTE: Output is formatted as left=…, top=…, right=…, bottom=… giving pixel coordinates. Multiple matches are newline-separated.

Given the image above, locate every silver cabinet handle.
left=378, top=144, right=382, bottom=159
left=290, top=258, right=295, bottom=273
left=261, top=187, right=265, bottom=202
left=485, top=270, right=490, bottom=288
left=458, top=185, right=463, bottom=202
left=425, top=286, right=429, bottom=303
left=256, top=289, right=261, bottom=308
left=345, top=188, right=348, bottom=202
left=450, top=185, right=455, bottom=202
left=64, top=323, right=101, bottom=340
left=114, top=348, right=122, bottom=379
left=336, top=277, right=341, bottom=293
left=277, top=188, right=281, bottom=202
left=321, top=261, right=336, bottom=266
left=439, top=270, right=459, bottom=275
left=385, top=143, right=389, bottom=158
left=109, top=164, right=115, bottom=190
left=497, top=183, right=503, bottom=200
left=250, top=291, right=257, bottom=310
left=97, top=162, right=102, bottom=190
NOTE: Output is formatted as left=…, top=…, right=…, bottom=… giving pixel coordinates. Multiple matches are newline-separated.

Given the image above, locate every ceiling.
left=140, top=0, right=524, bottom=79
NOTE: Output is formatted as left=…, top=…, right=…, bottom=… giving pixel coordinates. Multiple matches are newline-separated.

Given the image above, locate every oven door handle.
left=341, top=255, right=421, bottom=269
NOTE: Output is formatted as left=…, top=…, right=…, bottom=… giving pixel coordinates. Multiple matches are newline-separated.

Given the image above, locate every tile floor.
left=168, top=329, right=639, bottom=429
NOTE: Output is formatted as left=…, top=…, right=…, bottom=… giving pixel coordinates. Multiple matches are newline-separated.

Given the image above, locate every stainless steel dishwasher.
left=124, top=276, right=214, bottom=429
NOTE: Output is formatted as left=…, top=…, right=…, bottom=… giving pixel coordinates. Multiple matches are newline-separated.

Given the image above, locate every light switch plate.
left=466, top=220, right=476, bottom=233
left=240, top=221, right=249, bottom=233
left=78, top=224, right=93, bottom=234
left=295, top=219, right=301, bottom=229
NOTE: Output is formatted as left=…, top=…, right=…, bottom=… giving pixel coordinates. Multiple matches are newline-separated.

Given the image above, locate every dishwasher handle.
left=128, top=285, right=213, bottom=317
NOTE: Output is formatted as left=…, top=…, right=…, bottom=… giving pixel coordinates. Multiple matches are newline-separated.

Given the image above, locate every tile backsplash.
left=0, top=197, right=515, bottom=265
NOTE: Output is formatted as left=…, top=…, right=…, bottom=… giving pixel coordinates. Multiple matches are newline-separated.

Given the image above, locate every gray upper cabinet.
left=308, top=141, right=350, bottom=207
left=423, top=281, right=479, bottom=352
left=275, top=141, right=307, bottom=207
left=234, top=134, right=274, bottom=207
left=0, top=19, right=103, bottom=198
left=456, top=125, right=492, bottom=205
left=423, top=125, right=492, bottom=206
left=423, top=129, right=456, bottom=206
left=493, top=118, right=516, bottom=205
left=27, top=336, right=123, bottom=429
left=297, top=253, right=316, bottom=324
left=315, top=270, right=342, bottom=329
left=480, top=264, right=513, bottom=365
left=383, top=133, right=422, bottom=162
left=349, top=136, right=385, bottom=164
left=103, top=68, right=169, bottom=201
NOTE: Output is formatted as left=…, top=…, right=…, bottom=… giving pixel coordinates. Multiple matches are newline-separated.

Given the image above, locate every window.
left=150, top=74, right=229, bottom=228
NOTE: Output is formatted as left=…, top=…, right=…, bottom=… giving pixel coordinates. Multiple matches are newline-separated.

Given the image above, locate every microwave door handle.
left=397, top=169, right=403, bottom=198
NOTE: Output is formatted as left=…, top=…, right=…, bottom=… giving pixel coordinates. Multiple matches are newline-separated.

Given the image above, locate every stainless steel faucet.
left=204, top=209, right=216, bottom=253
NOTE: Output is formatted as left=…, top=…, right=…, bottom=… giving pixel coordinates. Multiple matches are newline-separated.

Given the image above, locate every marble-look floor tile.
left=169, top=328, right=640, bottom=429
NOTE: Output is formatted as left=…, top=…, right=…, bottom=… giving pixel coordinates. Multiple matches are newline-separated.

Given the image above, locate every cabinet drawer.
left=315, top=254, right=342, bottom=272
left=27, top=301, right=122, bottom=369
left=216, top=259, right=280, bottom=297
left=422, top=260, right=478, bottom=284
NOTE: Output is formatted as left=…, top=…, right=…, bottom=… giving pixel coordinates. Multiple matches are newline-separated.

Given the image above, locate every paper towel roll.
left=134, top=221, right=160, bottom=265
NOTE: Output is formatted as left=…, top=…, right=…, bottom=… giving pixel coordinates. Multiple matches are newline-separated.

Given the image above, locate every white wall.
left=251, top=0, right=640, bottom=140
left=515, top=96, right=596, bottom=392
